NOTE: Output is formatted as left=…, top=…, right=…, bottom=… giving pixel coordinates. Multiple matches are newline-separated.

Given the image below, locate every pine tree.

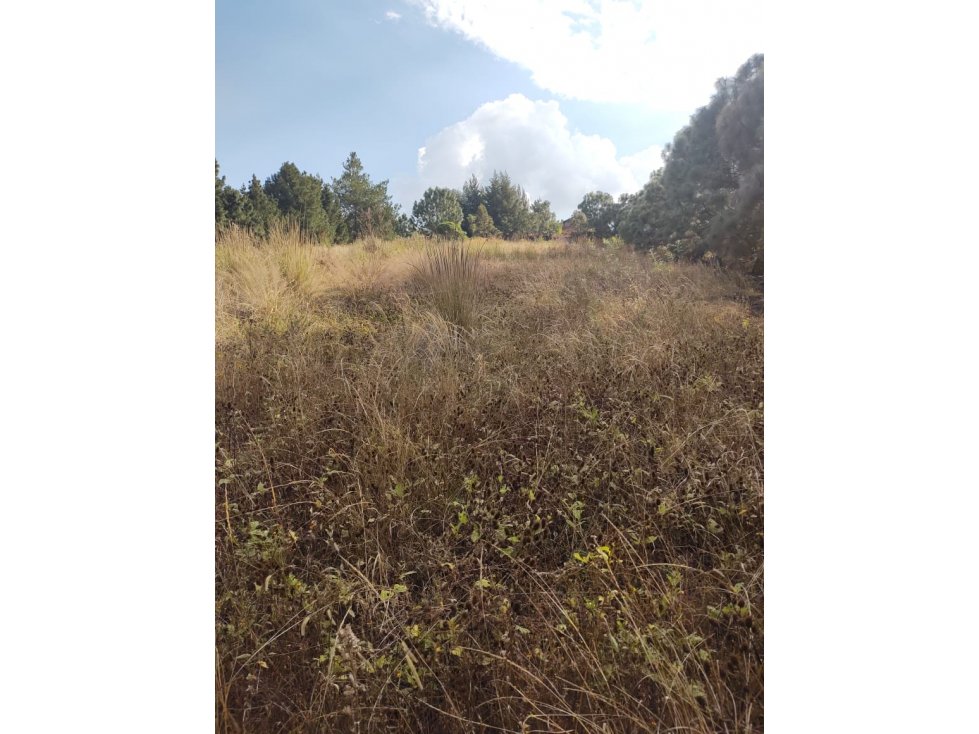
left=460, top=174, right=484, bottom=234
left=239, top=175, right=280, bottom=237
left=528, top=198, right=560, bottom=240
left=566, top=210, right=592, bottom=242
left=467, top=203, right=501, bottom=238
left=484, top=171, right=530, bottom=239
left=331, top=152, right=397, bottom=242
left=321, top=184, right=345, bottom=242
left=215, top=160, right=228, bottom=230
left=412, top=187, right=463, bottom=235
left=577, top=191, right=618, bottom=239
left=394, top=212, right=417, bottom=237
left=264, top=162, right=332, bottom=242
left=215, top=160, right=247, bottom=230
left=618, top=53, right=764, bottom=270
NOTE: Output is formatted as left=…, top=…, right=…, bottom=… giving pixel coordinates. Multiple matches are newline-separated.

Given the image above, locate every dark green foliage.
left=527, top=198, right=561, bottom=240
left=716, top=57, right=764, bottom=175
left=459, top=174, right=485, bottom=234
left=216, top=160, right=247, bottom=232
left=619, top=54, right=764, bottom=270
left=618, top=170, right=681, bottom=254
left=394, top=212, right=417, bottom=237
left=217, top=157, right=574, bottom=248
left=433, top=220, right=465, bottom=240
left=215, top=161, right=228, bottom=230
left=331, top=152, right=398, bottom=242
left=220, top=187, right=245, bottom=229
left=711, top=56, right=764, bottom=270
left=566, top=209, right=592, bottom=241
left=320, top=184, right=346, bottom=242
left=577, top=191, right=620, bottom=239
left=484, top=171, right=531, bottom=239
left=237, top=175, right=281, bottom=237
left=412, top=187, right=464, bottom=236
left=264, top=162, right=334, bottom=243
left=466, top=202, right=501, bottom=238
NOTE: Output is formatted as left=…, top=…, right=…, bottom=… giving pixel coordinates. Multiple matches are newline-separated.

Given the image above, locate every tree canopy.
left=412, top=187, right=463, bottom=235
left=576, top=191, right=618, bottom=240
left=264, top=162, right=336, bottom=243
left=527, top=198, right=561, bottom=240
left=332, top=152, right=399, bottom=241
left=459, top=174, right=484, bottom=234
left=619, top=54, right=764, bottom=270
left=483, top=171, right=531, bottom=239
left=466, top=203, right=501, bottom=238
left=239, top=175, right=279, bottom=237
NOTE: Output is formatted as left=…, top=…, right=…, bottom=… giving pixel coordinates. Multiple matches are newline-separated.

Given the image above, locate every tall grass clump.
left=415, top=239, right=483, bottom=330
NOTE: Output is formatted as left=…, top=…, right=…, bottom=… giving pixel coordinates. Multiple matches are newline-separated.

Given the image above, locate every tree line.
left=569, top=54, right=764, bottom=271
left=216, top=152, right=402, bottom=243
left=217, top=54, right=762, bottom=269
left=216, top=155, right=561, bottom=243
left=415, top=172, right=561, bottom=240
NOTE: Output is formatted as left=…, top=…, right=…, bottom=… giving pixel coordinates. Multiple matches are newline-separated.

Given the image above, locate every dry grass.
left=413, top=240, right=484, bottom=331
left=216, top=227, right=764, bottom=733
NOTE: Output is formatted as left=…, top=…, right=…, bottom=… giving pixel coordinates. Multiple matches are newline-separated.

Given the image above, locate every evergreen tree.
left=394, top=212, right=417, bottom=237
left=618, top=169, right=692, bottom=256
left=215, top=160, right=228, bottom=230
left=484, top=171, right=530, bottom=239
left=264, top=162, right=333, bottom=242
left=215, top=160, right=247, bottom=230
left=710, top=54, right=764, bottom=269
left=527, top=198, right=561, bottom=240
left=466, top=203, right=501, bottom=238
left=412, top=187, right=463, bottom=235
left=239, top=175, right=280, bottom=237
left=618, top=53, right=763, bottom=270
left=321, top=184, right=345, bottom=242
left=566, top=209, right=592, bottom=242
left=221, top=187, right=245, bottom=229
left=434, top=220, right=465, bottom=240
left=460, top=174, right=484, bottom=233
left=331, top=152, right=397, bottom=241
left=577, top=191, right=619, bottom=239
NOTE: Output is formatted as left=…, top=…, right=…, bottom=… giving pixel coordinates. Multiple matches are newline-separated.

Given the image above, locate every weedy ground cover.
left=216, top=226, right=763, bottom=733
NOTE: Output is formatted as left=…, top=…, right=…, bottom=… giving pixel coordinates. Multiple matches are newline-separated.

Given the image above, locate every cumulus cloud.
left=405, top=0, right=763, bottom=111
left=385, top=10, right=402, bottom=21
left=406, top=93, right=662, bottom=218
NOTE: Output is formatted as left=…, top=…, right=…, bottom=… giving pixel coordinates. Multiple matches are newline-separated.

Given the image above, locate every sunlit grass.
left=215, top=226, right=764, bottom=733
left=413, top=239, right=483, bottom=330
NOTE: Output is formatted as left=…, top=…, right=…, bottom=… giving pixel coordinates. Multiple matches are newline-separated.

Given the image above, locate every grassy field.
left=215, top=226, right=764, bottom=733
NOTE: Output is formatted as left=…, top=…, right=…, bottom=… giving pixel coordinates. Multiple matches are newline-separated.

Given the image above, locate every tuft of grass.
left=414, top=239, right=483, bottom=330
left=216, top=233, right=764, bottom=733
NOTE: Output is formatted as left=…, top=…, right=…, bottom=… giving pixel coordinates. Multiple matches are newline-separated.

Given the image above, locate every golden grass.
left=413, top=240, right=484, bottom=331
left=215, top=227, right=764, bottom=733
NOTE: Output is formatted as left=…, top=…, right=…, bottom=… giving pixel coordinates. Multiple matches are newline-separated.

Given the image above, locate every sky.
left=217, top=0, right=763, bottom=218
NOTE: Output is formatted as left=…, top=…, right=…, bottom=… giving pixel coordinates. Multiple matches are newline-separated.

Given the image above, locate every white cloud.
left=404, top=93, right=662, bottom=218
left=405, top=0, right=763, bottom=111
left=620, top=145, right=664, bottom=186
left=385, top=10, right=402, bottom=21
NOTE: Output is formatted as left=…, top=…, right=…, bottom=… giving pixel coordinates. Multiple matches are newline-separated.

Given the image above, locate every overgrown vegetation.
left=216, top=226, right=763, bottom=732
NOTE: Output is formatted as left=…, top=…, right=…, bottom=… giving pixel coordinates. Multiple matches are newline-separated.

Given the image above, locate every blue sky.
left=217, top=0, right=762, bottom=217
